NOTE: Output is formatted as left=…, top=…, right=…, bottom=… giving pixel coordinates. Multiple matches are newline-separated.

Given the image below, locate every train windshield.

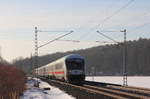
left=66, top=58, right=84, bottom=70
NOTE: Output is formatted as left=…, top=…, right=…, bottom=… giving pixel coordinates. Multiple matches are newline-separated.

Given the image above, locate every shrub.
left=0, top=64, right=26, bottom=99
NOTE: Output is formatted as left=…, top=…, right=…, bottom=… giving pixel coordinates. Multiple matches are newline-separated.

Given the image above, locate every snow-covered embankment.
left=21, top=77, right=75, bottom=99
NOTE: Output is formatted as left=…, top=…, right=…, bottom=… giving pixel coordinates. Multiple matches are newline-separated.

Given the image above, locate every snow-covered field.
left=21, top=78, right=75, bottom=99
left=86, top=76, right=150, bottom=88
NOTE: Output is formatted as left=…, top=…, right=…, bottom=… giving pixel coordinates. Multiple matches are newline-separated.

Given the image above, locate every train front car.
left=65, top=54, right=85, bottom=84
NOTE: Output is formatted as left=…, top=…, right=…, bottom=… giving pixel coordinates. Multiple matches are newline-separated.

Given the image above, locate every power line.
left=57, top=39, right=80, bottom=43
left=129, top=22, right=150, bottom=33
left=38, top=30, right=71, bottom=32
left=96, top=31, right=119, bottom=44
left=38, top=31, right=73, bottom=48
left=126, top=22, right=150, bottom=40
left=97, top=30, right=119, bottom=32
left=95, top=40, right=115, bottom=44
left=100, top=0, right=134, bottom=26
left=77, top=0, right=134, bottom=41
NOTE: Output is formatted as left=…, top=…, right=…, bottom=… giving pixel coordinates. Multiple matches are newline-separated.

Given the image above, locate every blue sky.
left=0, top=0, right=150, bottom=62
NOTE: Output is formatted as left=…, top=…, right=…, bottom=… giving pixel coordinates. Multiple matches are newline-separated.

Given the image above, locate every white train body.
left=35, top=54, right=85, bottom=83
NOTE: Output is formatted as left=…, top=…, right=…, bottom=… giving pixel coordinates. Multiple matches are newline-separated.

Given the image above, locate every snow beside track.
left=86, top=76, right=150, bottom=88
left=21, top=77, right=75, bottom=99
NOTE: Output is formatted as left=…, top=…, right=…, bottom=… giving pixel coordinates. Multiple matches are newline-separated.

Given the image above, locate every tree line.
left=13, top=38, right=150, bottom=76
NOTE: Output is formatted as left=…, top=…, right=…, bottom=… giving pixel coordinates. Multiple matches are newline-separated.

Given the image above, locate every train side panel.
left=42, top=58, right=66, bottom=80
left=53, top=60, right=65, bottom=80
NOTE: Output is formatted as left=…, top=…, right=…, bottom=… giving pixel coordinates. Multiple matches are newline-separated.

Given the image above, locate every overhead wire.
left=38, top=31, right=73, bottom=48
left=123, top=11, right=150, bottom=38
left=93, top=0, right=134, bottom=42
left=76, top=0, right=122, bottom=41
left=77, top=0, right=135, bottom=42
left=127, top=22, right=150, bottom=40
left=128, top=22, right=150, bottom=33
left=79, top=0, right=121, bottom=39
left=96, top=31, right=119, bottom=44
left=38, top=0, right=135, bottom=46
left=100, top=0, right=135, bottom=27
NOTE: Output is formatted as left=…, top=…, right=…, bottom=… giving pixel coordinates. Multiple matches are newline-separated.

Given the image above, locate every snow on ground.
left=86, top=76, right=150, bottom=88
left=21, top=76, right=149, bottom=99
left=21, top=77, right=75, bottom=99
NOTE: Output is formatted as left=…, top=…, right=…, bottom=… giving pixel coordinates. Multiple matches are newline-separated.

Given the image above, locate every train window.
left=55, top=63, right=62, bottom=69
left=66, top=58, right=84, bottom=69
left=49, top=66, right=52, bottom=71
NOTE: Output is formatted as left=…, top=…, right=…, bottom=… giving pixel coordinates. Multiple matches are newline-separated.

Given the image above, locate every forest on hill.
left=13, top=38, right=150, bottom=76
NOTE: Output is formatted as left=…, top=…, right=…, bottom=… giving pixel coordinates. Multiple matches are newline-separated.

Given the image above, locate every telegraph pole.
left=30, top=53, right=33, bottom=74
left=34, top=27, right=39, bottom=87
left=33, top=27, right=74, bottom=87
left=121, top=29, right=128, bottom=86
left=97, top=29, right=128, bottom=86
left=35, top=27, right=38, bottom=74
left=92, top=67, right=95, bottom=81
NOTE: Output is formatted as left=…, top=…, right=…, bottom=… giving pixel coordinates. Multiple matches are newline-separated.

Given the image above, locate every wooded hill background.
left=12, top=38, right=150, bottom=76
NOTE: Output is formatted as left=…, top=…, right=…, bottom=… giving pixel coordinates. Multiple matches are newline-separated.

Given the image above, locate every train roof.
left=35, top=54, right=84, bottom=70
left=64, top=54, right=84, bottom=60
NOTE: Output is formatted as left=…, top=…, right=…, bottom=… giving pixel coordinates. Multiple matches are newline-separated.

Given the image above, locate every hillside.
left=13, top=38, right=150, bottom=76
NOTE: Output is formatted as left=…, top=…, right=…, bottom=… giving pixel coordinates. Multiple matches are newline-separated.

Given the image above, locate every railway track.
left=83, top=83, right=150, bottom=99
left=40, top=78, right=150, bottom=99
left=85, top=81, right=150, bottom=98
left=107, top=85, right=150, bottom=97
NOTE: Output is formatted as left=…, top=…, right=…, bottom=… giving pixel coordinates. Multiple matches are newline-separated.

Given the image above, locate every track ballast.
left=40, top=78, right=150, bottom=99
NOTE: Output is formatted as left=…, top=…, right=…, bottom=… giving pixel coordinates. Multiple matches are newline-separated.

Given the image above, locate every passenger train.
left=34, top=54, right=85, bottom=84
